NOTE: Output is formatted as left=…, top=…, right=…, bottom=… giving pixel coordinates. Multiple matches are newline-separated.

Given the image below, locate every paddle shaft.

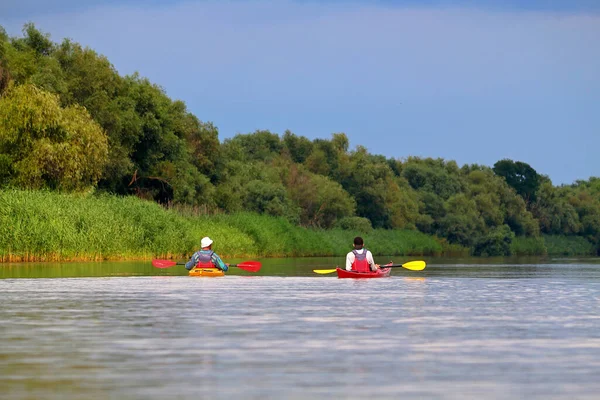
left=152, top=259, right=261, bottom=272
left=313, top=260, right=426, bottom=274
left=182, top=262, right=246, bottom=268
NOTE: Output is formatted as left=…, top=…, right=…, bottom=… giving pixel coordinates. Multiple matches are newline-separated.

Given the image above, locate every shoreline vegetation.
left=0, top=190, right=595, bottom=263
left=1, top=24, right=599, bottom=262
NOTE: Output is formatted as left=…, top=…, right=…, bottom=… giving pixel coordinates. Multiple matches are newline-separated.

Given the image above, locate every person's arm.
left=212, top=253, right=229, bottom=271
left=367, top=251, right=379, bottom=271
left=346, top=252, right=354, bottom=271
left=185, top=252, right=200, bottom=270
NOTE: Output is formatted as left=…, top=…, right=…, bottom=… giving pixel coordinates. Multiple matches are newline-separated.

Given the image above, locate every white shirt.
left=345, top=248, right=376, bottom=271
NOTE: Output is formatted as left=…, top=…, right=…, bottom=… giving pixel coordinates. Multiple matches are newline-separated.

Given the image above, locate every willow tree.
left=0, top=84, right=108, bottom=190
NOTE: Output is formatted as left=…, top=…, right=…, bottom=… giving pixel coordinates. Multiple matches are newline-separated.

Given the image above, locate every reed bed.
left=511, top=236, right=548, bottom=256
left=511, top=235, right=596, bottom=256
left=2, top=189, right=576, bottom=262
left=542, top=235, right=596, bottom=256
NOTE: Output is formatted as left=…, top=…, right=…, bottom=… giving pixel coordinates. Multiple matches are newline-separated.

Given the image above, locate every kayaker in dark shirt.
left=345, top=236, right=379, bottom=272
left=185, top=236, right=229, bottom=271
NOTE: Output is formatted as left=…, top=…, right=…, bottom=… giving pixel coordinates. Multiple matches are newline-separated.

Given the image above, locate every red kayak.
left=336, top=267, right=391, bottom=279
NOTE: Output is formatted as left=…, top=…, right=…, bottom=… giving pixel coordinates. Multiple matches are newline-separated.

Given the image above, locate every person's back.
left=345, top=236, right=378, bottom=272
left=190, top=249, right=217, bottom=269
left=185, top=237, right=229, bottom=271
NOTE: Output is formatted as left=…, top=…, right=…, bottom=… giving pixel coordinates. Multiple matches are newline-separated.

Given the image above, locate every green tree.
left=493, top=159, right=540, bottom=203
left=214, top=160, right=298, bottom=220
left=567, top=183, right=600, bottom=250
left=283, top=130, right=313, bottom=163
left=531, top=182, right=581, bottom=235
left=402, top=157, right=465, bottom=200
left=0, top=84, right=108, bottom=190
left=3, top=24, right=66, bottom=96
left=285, top=164, right=355, bottom=228
left=186, top=119, right=222, bottom=180
left=333, top=216, right=373, bottom=233
left=305, top=136, right=346, bottom=181
left=21, top=23, right=53, bottom=56
left=304, top=147, right=330, bottom=176
left=222, top=130, right=282, bottom=162
left=467, top=169, right=539, bottom=236
left=341, top=148, right=419, bottom=229
left=0, top=26, right=10, bottom=94
left=438, top=194, right=485, bottom=247
left=472, top=225, right=515, bottom=256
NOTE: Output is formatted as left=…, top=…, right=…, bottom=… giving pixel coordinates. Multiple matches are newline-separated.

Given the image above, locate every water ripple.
left=1, top=274, right=600, bottom=399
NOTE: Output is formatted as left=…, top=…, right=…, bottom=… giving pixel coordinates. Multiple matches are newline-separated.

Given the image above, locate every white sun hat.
left=201, top=237, right=213, bottom=248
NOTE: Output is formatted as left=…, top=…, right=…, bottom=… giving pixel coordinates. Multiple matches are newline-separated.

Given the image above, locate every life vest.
left=195, top=251, right=216, bottom=268
left=352, top=249, right=370, bottom=272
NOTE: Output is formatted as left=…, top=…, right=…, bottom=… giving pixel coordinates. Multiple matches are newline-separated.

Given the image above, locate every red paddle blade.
left=234, top=261, right=261, bottom=272
left=152, top=259, right=178, bottom=268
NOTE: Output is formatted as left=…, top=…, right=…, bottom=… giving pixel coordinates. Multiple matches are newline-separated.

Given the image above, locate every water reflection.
left=1, top=256, right=600, bottom=279
left=2, top=269, right=600, bottom=399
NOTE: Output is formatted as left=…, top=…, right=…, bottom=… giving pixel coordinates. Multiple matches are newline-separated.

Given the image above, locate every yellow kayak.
left=189, top=267, right=225, bottom=277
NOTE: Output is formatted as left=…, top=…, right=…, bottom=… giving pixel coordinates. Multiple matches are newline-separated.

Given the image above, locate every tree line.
left=1, top=24, right=598, bottom=256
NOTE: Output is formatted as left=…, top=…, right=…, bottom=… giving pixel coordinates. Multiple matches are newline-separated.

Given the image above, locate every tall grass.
left=4, top=189, right=575, bottom=262
left=543, top=235, right=596, bottom=256
left=511, top=236, right=547, bottom=256
left=511, top=235, right=596, bottom=256
left=0, top=189, right=198, bottom=261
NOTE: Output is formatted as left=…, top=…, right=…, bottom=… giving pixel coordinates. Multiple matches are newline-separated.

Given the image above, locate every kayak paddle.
left=313, top=260, right=426, bottom=274
left=152, top=259, right=261, bottom=272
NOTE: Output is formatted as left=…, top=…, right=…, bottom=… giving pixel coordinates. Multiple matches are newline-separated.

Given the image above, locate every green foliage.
left=0, top=189, right=451, bottom=261
left=438, top=194, right=485, bottom=247
left=511, top=236, right=547, bottom=256
left=0, top=23, right=597, bottom=258
left=283, top=130, right=313, bottom=163
left=53, top=38, right=119, bottom=107
left=212, top=212, right=309, bottom=257
left=363, top=229, right=444, bottom=256
left=286, top=165, right=355, bottom=228
left=0, top=189, right=195, bottom=261
left=21, top=23, right=53, bottom=56
left=184, top=119, right=221, bottom=180
left=402, top=157, right=465, bottom=200
left=309, top=137, right=344, bottom=178
left=305, top=147, right=331, bottom=176
left=0, top=28, right=9, bottom=94
left=0, top=84, right=108, bottom=190
left=543, top=235, right=595, bottom=256
left=244, top=180, right=292, bottom=217
left=493, top=159, right=540, bottom=203
left=532, top=182, right=581, bottom=234
left=561, top=179, right=600, bottom=254
left=467, top=168, right=539, bottom=236
left=222, top=130, right=283, bottom=162
left=416, top=192, right=445, bottom=233
left=333, top=216, right=373, bottom=233
left=341, top=148, right=419, bottom=229
left=472, top=225, right=514, bottom=256
left=331, top=132, right=349, bottom=153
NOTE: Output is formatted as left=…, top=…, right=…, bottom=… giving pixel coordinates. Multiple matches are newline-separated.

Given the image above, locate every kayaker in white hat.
left=345, top=236, right=379, bottom=272
left=185, top=236, right=229, bottom=271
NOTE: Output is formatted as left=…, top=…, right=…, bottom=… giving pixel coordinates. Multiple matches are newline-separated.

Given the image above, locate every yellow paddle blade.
left=313, top=269, right=337, bottom=274
left=402, top=261, right=426, bottom=271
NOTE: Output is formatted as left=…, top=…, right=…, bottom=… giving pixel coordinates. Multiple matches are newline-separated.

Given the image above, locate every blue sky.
left=2, top=0, right=599, bottom=184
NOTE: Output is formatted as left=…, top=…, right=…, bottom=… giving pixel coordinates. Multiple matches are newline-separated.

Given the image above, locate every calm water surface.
left=2, top=257, right=600, bottom=399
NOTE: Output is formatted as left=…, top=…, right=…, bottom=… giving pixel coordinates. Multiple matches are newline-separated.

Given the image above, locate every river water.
left=2, top=257, right=600, bottom=399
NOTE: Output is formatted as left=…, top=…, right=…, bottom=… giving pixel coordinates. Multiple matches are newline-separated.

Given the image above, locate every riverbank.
left=0, top=189, right=595, bottom=262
